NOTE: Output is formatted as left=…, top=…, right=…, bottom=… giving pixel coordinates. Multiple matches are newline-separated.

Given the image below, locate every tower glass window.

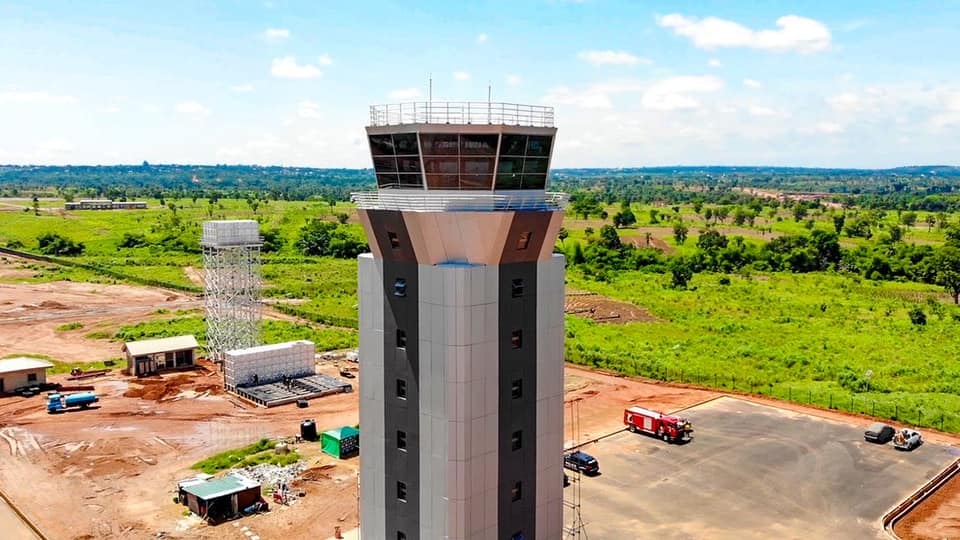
left=511, top=379, right=522, bottom=399
left=387, top=232, right=400, bottom=249
left=516, top=232, right=531, bottom=250
left=396, top=379, right=407, bottom=399
left=511, top=430, right=522, bottom=451
left=511, top=329, right=523, bottom=349
left=394, top=278, right=407, bottom=297
left=397, top=430, right=407, bottom=450
left=396, top=329, right=407, bottom=348
left=511, top=481, right=522, bottom=502
left=511, top=279, right=524, bottom=298
left=397, top=481, right=407, bottom=502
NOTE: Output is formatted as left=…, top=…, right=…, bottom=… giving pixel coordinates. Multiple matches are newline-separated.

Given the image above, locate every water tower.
left=354, top=101, right=567, bottom=539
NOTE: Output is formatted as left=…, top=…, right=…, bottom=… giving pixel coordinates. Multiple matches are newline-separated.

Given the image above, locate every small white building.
left=122, top=335, right=199, bottom=376
left=0, top=357, right=54, bottom=393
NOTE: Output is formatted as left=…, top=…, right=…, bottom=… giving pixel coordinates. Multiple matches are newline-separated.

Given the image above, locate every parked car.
left=563, top=451, right=600, bottom=476
left=893, top=429, right=923, bottom=451
left=864, top=422, right=895, bottom=444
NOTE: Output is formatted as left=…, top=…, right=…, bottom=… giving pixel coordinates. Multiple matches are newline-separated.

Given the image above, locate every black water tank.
left=301, top=419, right=318, bottom=442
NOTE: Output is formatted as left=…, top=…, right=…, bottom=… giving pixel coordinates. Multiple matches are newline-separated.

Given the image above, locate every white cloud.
left=389, top=88, right=422, bottom=100
left=506, top=74, right=522, bottom=87
left=297, top=100, right=323, bottom=119
left=0, top=91, right=76, bottom=105
left=640, top=75, right=724, bottom=111
left=826, top=91, right=860, bottom=112
left=175, top=101, right=210, bottom=115
left=271, top=56, right=323, bottom=79
left=476, top=33, right=488, bottom=44
left=231, top=84, right=255, bottom=93
left=743, top=78, right=763, bottom=89
left=264, top=28, right=291, bottom=40
left=453, top=71, right=470, bottom=81
left=748, top=105, right=783, bottom=117
left=317, top=54, right=333, bottom=66
left=657, top=14, right=831, bottom=53
left=578, top=50, right=650, bottom=66
left=815, top=121, right=845, bottom=134
left=543, top=86, right=613, bottom=109
left=708, top=58, right=722, bottom=68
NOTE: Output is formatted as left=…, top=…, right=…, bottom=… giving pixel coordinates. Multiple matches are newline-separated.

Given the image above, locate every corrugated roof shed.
left=0, top=357, right=54, bottom=374
left=182, top=473, right=260, bottom=500
left=123, top=335, right=199, bottom=357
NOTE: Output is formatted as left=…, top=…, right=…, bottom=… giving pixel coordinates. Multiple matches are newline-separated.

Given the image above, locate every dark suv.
left=563, top=451, right=599, bottom=476
left=864, top=423, right=895, bottom=444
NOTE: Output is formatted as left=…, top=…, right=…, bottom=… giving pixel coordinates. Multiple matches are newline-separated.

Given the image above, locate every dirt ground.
left=564, top=291, right=658, bottom=324
left=0, top=360, right=721, bottom=540
left=0, top=278, right=201, bottom=362
left=895, top=472, right=960, bottom=539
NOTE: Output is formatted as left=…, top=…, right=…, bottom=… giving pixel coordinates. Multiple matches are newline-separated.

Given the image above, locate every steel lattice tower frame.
left=201, top=221, right=263, bottom=364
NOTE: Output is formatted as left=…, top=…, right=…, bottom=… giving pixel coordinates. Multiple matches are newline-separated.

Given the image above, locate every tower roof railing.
left=351, top=190, right=568, bottom=212
left=369, top=102, right=555, bottom=128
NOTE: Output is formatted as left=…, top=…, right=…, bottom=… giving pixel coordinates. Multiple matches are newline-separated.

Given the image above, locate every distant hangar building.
left=0, top=357, right=54, bottom=393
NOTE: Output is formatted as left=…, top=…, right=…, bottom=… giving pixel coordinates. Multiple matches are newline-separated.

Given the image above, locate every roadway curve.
left=0, top=490, right=44, bottom=540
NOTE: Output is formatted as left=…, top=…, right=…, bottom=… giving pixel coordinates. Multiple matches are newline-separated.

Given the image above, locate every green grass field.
left=565, top=269, right=960, bottom=431
left=4, top=197, right=960, bottom=431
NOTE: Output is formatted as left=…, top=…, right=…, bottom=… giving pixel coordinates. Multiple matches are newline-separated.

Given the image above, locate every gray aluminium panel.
left=498, top=261, right=538, bottom=539
left=383, top=258, right=421, bottom=540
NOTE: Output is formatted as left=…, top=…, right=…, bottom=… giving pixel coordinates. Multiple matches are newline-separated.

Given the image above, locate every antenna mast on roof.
left=487, top=81, right=492, bottom=124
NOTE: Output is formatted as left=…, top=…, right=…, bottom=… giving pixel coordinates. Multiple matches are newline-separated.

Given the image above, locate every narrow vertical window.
left=511, top=430, right=523, bottom=451
left=397, top=533, right=407, bottom=540
left=516, top=232, right=531, bottom=250
left=394, top=278, right=407, bottom=297
left=511, top=379, right=523, bottom=399
left=397, top=430, right=407, bottom=450
left=396, top=329, right=407, bottom=348
left=397, top=481, right=407, bottom=502
left=511, top=278, right=524, bottom=298
left=511, top=329, right=523, bottom=349
left=388, top=231, right=401, bottom=249
left=511, top=481, right=522, bottom=502
left=396, top=379, right=407, bottom=399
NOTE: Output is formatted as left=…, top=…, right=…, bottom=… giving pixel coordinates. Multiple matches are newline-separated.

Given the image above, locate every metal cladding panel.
left=359, top=254, right=386, bottom=538
left=383, top=256, right=421, bottom=539
left=535, top=254, right=565, bottom=540
left=497, top=262, right=539, bottom=539
left=499, top=211, right=556, bottom=265
left=360, top=209, right=563, bottom=266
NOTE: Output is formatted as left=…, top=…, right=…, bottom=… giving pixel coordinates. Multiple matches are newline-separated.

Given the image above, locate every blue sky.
left=1, top=0, right=958, bottom=168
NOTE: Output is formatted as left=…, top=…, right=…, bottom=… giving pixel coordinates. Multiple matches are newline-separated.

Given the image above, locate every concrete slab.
left=566, top=396, right=958, bottom=540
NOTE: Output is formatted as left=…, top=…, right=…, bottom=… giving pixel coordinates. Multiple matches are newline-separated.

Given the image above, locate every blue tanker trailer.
left=47, top=392, right=99, bottom=413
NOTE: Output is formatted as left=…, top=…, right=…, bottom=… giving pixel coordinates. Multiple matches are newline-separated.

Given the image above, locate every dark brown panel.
left=365, top=210, right=419, bottom=263
left=420, top=133, right=459, bottom=155
left=460, top=174, right=493, bottom=190
left=499, top=211, right=553, bottom=264
left=460, top=133, right=499, bottom=155
left=425, top=174, right=459, bottom=189
left=461, top=156, right=495, bottom=175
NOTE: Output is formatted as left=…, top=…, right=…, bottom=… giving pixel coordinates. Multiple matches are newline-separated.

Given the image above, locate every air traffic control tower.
left=354, top=102, right=567, bottom=540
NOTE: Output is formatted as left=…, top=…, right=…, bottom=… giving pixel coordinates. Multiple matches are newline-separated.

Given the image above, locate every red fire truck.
left=623, top=406, right=693, bottom=443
